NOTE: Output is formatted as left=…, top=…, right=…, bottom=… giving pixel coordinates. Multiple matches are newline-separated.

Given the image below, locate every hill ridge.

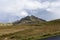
left=13, top=15, right=46, bottom=25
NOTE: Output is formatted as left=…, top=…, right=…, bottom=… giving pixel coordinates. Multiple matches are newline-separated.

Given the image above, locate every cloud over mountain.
left=0, top=0, right=60, bottom=22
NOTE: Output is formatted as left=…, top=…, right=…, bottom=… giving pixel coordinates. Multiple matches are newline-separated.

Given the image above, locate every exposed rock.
left=13, top=15, right=46, bottom=25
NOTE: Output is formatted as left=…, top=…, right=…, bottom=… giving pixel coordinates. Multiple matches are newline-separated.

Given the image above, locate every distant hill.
left=46, top=19, right=60, bottom=25
left=13, top=15, right=46, bottom=25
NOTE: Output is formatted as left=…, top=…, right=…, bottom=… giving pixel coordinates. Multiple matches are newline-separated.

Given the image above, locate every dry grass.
left=0, top=20, right=60, bottom=40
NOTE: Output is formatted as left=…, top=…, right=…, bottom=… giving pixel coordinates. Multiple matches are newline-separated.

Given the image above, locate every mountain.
left=0, top=16, right=60, bottom=40
left=13, top=15, right=46, bottom=25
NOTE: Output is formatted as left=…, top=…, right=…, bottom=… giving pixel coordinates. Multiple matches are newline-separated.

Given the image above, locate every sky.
left=0, top=0, right=60, bottom=23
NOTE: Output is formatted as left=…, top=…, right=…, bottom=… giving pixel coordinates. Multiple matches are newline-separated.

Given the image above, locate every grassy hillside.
left=0, top=19, right=60, bottom=40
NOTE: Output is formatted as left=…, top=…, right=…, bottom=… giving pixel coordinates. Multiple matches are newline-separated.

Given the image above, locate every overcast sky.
left=0, top=0, right=60, bottom=22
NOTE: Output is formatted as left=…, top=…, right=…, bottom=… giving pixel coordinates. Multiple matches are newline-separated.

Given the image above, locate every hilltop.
left=13, top=15, right=46, bottom=25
